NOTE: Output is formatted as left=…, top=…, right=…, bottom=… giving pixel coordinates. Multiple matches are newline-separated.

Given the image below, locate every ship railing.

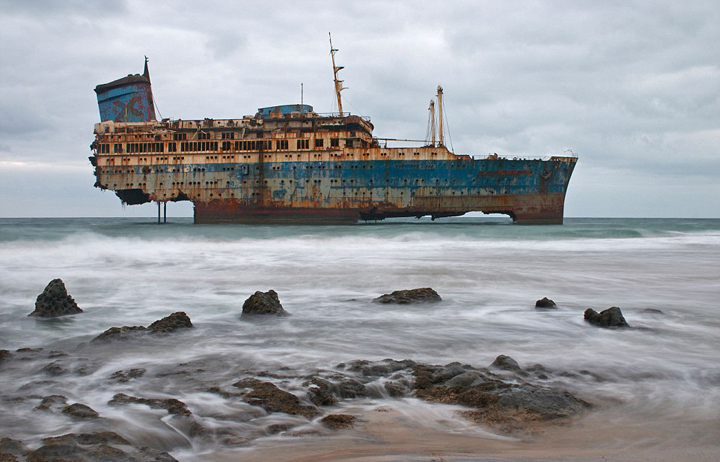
left=316, top=112, right=372, bottom=122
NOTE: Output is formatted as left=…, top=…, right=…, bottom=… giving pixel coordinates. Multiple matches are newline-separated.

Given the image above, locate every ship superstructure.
left=90, top=44, right=576, bottom=224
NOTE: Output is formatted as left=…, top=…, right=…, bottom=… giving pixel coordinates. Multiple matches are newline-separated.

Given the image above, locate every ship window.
left=297, top=139, right=309, bottom=150
left=346, top=139, right=354, bottom=148
left=315, top=138, right=324, bottom=148
left=330, top=138, right=339, bottom=147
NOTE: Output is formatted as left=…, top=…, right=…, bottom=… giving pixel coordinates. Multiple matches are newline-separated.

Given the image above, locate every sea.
left=1, top=216, right=719, bottom=461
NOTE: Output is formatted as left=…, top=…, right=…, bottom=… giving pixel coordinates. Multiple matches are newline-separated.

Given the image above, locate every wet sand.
left=184, top=402, right=720, bottom=462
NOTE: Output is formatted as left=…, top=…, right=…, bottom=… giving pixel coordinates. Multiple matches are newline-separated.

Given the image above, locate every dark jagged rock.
left=28, top=279, right=83, bottom=318
left=384, top=381, right=410, bottom=397
left=332, top=378, right=368, bottom=399
left=109, top=368, right=146, bottom=383
left=491, top=355, right=522, bottom=372
left=373, top=288, right=442, bottom=304
left=234, top=379, right=320, bottom=418
left=91, top=312, right=194, bottom=343
left=62, top=403, right=99, bottom=419
left=1, top=437, right=28, bottom=461
left=584, top=307, right=630, bottom=328
left=41, top=360, right=67, bottom=376
left=109, top=393, right=192, bottom=416
left=412, top=357, right=591, bottom=433
left=148, top=311, right=193, bottom=333
left=35, top=395, right=69, bottom=412
left=307, top=378, right=338, bottom=406
left=16, top=347, right=43, bottom=354
left=241, top=290, right=289, bottom=317
left=343, top=359, right=417, bottom=376
left=306, top=375, right=368, bottom=403
left=0, top=350, right=11, bottom=363
left=25, top=432, right=178, bottom=462
left=321, top=414, right=356, bottom=429
left=107, top=394, right=206, bottom=440
left=91, top=325, right=148, bottom=343
left=535, top=297, right=557, bottom=309
left=42, top=432, right=130, bottom=446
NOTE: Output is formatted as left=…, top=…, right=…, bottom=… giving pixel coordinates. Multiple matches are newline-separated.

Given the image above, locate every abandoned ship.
left=90, top=41, right=577, bottom=224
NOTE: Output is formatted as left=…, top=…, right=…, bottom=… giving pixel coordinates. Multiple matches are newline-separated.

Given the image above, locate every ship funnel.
left=94, top=57, right=157, bottom=122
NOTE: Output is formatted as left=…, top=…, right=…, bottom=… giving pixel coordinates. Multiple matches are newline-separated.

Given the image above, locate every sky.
left=0, top=0, right=718, bottom=218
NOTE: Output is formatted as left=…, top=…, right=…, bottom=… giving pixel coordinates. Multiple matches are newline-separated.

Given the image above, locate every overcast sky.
left=1, top=0, right=718, bottom=218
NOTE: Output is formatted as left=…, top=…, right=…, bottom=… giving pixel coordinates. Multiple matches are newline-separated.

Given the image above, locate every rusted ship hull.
left=185, top=157, right=575, bottom=224
left=192, top=192, right=569, bottom=224
left=93, top=145, right=575, bottom=224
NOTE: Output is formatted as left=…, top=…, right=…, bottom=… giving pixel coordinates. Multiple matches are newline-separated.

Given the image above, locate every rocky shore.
left=0, top=284, right=642, bottom=461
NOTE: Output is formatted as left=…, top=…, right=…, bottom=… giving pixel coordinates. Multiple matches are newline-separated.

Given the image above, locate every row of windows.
left=100, top=137, right=360, bottom=154
left=180, top=141, right=219, bottom=152
left=125, top=143, right=165, bottom=153
left=98, top=143, right=443, bottom=160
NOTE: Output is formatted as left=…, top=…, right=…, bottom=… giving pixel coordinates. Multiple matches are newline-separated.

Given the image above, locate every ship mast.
left=329, top=33, right=345, bottom=116
left=437, top=85, right=444, bottom=146
left=429, top=99, right=436, bottom=146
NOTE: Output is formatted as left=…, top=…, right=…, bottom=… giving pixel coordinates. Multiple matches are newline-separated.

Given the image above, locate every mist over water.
left=1, top=217, right=719, bottom=460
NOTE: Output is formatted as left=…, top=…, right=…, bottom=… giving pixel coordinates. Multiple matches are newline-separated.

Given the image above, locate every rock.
left=0, top=350, right=11, bottom=363
left=491, top=355, right=522, bottom=372
left=91, top=325, right=148, bottom=343
left=241, top=290, right=289, bottom=317
left=344, top=358, right=417, bottom=377
left=109, top=393, right=192, bottom=417
left=26, top=432, right=178, bottom=462
left=109, top=368, right=146, bottom=383
left=535, top=297, right=557, bottom=309
left=307, top=378, right=338, bottom=406
left=148, top=312, right=193, bottom=333
left=62, top=403, right=99, bottom=419
left=584, top=307, right=630, bottom=328
left=35, top=395, right=69, bottom=412
left=92, top=312, right=194, bottom=343
left=384, top=381, right=409, bottom=397
left=234, top=380, right=320, bottom=418
left=28, top=279, right=82, bottom=318
left=373, top=288, right=442, bottom=304
left=0, top=437, right=28, bottom=461
left=321, top=414, right=356, bottom=429
left=412, top=360, right=591, bottom=433
left=41, top=432, right=130, bottom=446
left=42, top=360, right=67, bottom=376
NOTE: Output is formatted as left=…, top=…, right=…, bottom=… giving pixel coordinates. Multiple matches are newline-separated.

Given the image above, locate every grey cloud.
left=0, top=0, right=718, bottom=217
